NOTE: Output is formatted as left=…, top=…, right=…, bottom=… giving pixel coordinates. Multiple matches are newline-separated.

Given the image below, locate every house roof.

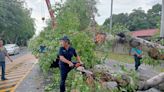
left=131, top=29, right=159, bottom=37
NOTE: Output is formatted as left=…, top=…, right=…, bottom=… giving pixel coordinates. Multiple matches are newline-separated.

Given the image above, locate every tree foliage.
left=101, top=23, right=130, bottom=35
left=111, top=23, right=129, bottom=34
left=28, top=0, right=164, bottom=91
left=103, top=13, right=129, bottom=27
left=128, top=8, right=150, bottom=31
left=28, top=0, right=109, bottom=91
left=147, top=4, right=162, bottom=29
left=0, top=0, right=35, bottom=45
left=103, top=4, right=162, bottom=31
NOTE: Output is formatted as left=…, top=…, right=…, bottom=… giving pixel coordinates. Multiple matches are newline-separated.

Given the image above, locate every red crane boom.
left=45, top=0, right=56, bottom=29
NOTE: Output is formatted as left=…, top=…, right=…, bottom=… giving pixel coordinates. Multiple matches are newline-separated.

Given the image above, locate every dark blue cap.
left=60, top=36, right=70, bottom=42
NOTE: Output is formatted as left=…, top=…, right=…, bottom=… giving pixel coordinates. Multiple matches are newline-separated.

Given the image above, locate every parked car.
left=4, top=44, right=20, bottom=55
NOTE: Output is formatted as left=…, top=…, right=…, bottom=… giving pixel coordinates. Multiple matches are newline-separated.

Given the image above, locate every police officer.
left=59, top=36, right=83, bottom=92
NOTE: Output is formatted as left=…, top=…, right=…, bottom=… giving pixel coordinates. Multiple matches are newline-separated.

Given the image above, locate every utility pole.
left=160, top=0, right=164, bottom=38
left=110, top=0, right=113, bottom=31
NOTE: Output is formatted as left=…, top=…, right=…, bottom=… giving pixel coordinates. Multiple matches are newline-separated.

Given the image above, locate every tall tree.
left=127, top=8, right=150, bottom=31
left=56, top=0, right=98, bottom=31
left=0, top=0, right=35, bottom=45
left=103, top=13, right=128, bottom=27
left=103, top=4, right=162, bottom=31
left=147, top=4, right=162, bottom=29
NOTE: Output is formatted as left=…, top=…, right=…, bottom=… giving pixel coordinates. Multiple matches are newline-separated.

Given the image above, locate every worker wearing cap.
left=59, top=36, right=83, bottom=92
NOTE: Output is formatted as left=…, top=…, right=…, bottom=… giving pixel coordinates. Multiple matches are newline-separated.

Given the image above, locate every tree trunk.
left=131, top=37, right=164, bottom=49
left=108, top=34, right=164, bottom=50
left=92, top=65, right=164, bottom=91
left=106, top=34, right=164, bottom=59
left=15, top=36, right=19, bottom=45
left=138, top=72, right=164, bottom=91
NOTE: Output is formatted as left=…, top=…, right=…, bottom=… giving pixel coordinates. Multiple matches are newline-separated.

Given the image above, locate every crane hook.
left=42, top=17, right=45, bottom=22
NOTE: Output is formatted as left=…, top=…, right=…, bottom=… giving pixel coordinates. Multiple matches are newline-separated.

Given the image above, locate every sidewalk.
left=15, top=63, right=46, bottom=92
left=0, top=54, right=37, bottom=92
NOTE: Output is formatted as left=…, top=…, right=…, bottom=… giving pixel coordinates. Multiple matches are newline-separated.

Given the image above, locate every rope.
left=41, top=0, right=45, bottom=22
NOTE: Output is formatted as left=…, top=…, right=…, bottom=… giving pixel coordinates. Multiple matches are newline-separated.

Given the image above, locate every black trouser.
left=134, top=55, right=142, bottom=70
left=59, top=63, right=72, bottom=92
left=59, top=62, right=78, bottom=92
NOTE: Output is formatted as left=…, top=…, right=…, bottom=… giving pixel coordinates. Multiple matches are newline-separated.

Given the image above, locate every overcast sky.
left=25, top=0, right=162, bottom=35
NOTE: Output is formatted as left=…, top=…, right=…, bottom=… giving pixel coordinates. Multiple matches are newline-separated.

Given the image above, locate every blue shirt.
left=59, top=47, right=77, bottom=65
left=131, top=48, right=142, bottom=55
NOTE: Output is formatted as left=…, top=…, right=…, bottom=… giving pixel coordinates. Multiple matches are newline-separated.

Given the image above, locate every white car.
left=4, top=44, right=20, bottom=55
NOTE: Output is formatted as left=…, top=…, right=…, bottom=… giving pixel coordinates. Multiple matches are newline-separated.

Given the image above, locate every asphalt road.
left=0, top=53, right=38, bottom=92
left=6, top=47, right=29, bottom=63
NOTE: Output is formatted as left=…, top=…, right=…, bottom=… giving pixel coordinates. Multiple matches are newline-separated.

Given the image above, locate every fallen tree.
left=138, top=72, right=164, bottom=91
left=95, top=32, right=164, bottom=60
left=148, top=47, right=164, bottom=60
left=76, top=65, right=136, bottom=91
left=79, top=64, right=164, bottom=91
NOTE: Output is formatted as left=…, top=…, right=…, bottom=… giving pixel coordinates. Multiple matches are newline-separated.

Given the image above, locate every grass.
left=96, top=51, right=164, bottom=72
left=108, top=52, right=134, bottom=63
left=96, top=51, right=134, bottom=64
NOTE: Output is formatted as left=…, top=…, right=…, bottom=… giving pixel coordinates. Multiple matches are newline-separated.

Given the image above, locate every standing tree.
left=103, top=4, right=162, bottom=31
left=127, top=8, right=150, bottom=31
left=147, top=4, right=162, bottom=29
left=57, top=0, right=98, bottom=31
left=0, top=0, right=35, bottom=45
left=103, top=13, right=129, bottom=27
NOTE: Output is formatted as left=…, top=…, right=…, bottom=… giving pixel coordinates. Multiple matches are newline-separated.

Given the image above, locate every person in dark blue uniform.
left=58, top=36, right=83, bottom=92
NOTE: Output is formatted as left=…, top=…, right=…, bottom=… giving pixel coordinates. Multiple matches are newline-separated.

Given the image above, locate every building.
left=131, top=29, right=159, bottom=40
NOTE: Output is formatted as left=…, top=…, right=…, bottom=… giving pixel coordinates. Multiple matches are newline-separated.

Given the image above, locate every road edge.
left=11, top=60, right=38, bottom=92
